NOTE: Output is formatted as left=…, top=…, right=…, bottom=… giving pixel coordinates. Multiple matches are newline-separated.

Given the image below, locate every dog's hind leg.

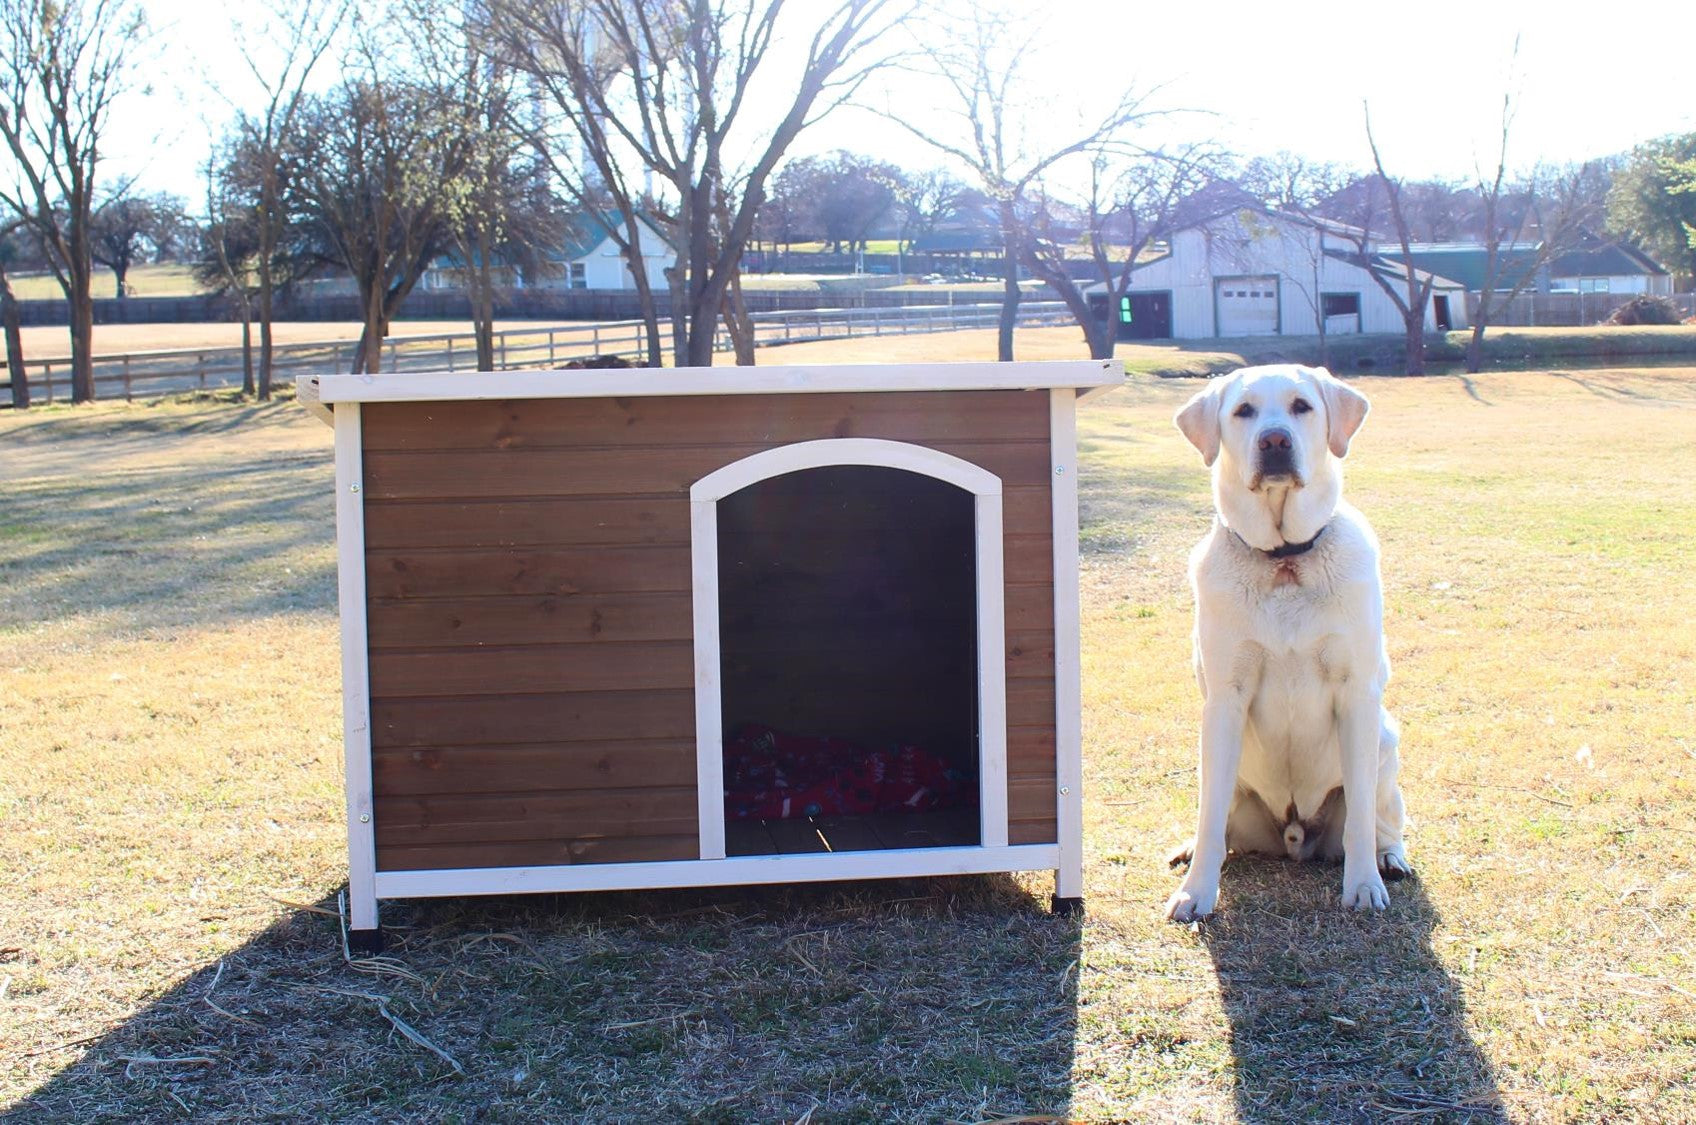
left=1168, top=786, right=1282, bottom=870
left=1375, top=711, right=1413, bottom=881
left=1226, top=786, right=1283, bottom=856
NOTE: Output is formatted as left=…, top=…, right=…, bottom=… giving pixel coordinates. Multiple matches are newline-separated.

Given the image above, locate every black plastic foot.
left=347, top=927, right=386, bottom=956
left=1050, top=895, right=1084, bottom=918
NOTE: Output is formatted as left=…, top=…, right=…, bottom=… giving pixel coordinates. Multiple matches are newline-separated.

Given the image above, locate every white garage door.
left=1216, top=277, right=1279, bottom=336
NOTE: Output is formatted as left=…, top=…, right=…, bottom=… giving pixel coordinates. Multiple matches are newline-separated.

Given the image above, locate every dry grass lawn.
left=1, top=363, right=1693, bottom=1122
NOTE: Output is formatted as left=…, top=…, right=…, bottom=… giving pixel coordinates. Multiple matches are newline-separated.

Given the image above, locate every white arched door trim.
left=690, top=438, right=1008, bottom=861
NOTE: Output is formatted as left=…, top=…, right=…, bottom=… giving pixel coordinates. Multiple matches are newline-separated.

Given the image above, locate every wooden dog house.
left=303, top=360, right=1117, bottom=948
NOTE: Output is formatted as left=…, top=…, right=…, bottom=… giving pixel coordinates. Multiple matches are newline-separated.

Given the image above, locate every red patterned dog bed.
left=724, top=723, right=974, bottom=821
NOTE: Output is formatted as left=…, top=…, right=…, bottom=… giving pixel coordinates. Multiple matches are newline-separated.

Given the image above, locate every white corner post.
left=1050, top=389, right=1085, bottom=903
left=333, top=403, right=379, bottom=931
left=974, top=487, right=1009, bottom=849
left=689, top=496, right=727, bottom=861
left=690, top=438, right=1008, bottom=860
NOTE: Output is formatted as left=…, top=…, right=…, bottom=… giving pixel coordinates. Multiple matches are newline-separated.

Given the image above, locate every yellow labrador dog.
left=1166, top=364, right=1410, bottom=922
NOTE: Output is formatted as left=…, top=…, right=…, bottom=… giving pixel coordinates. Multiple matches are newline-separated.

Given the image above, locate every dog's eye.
left=1232, top=403, right=1256, bottom=419
left=1291, top=398, right=1313, bottom=415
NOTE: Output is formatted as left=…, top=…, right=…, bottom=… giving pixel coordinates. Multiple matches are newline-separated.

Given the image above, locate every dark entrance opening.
left=1321, top=292, right=1362, bottom=334
left=716, top=465, right=981, bottom=856
left=1090, top=291, right=1173, bottom=340
left=1433, top=294, right=1453, bottom=332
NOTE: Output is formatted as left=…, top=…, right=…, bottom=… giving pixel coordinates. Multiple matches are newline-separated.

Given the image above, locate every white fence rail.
left=6, top=300, right=1074, bottom=405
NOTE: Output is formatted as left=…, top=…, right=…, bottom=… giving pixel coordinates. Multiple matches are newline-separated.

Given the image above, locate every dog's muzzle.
left=1256, top=427, right=1298, bottom=483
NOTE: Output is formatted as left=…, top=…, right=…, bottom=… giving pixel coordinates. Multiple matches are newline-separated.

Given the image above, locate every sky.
left=113, top=0, right=1696, bottom=210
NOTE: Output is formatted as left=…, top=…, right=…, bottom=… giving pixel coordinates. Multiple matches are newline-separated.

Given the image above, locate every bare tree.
left=489, top=0, right=905, bottom=368
left=404, top=0, right=564, bottom=371
left=0, top=0, right=146, bottom=402
left=1463, top=58, right=1597, bottom=372
left=1235, top=154, right=1360, bottom=367
left=196, top=158, right=261, bottom=394
left=1343, top=107, right=1436, bottom=376
left=882, top=5, right=1151, bottom=361
left=89, top=192, right=189, bottom=298
left=1023, top=146, right=1220, bottom=360
left=219, top=0, right=348, bottom=397
left=288, top=33, right=478, bottom=375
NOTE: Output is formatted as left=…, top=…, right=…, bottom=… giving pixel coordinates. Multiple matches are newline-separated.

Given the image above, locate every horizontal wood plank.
left=371, top=689, right=696, bottom=747
left=362, top=441, right=1052, bottom=501
left=1009, top=819, right=1058, bottom=845
left=367, top=593, right=694, bottom=649
left=375, top=787, right=697, bottom=846
left=366, top=545, right=690, bottom=599
left=361, top=390, right=1052, bottom=452
left=1007, top=727, right=1057, bottom=777
left=364, top=496, right=691, bottom=550
left=373, top=740, right=698, bottom=796
left=369, top=641, right=692, bottom=698
left=376, top=833, right=698, bottom=871
left=1009, top=777, right=1057, bottom=823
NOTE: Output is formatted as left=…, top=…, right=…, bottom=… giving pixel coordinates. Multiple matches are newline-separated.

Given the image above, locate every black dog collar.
left=1263, top=527, right=1324, bottom=559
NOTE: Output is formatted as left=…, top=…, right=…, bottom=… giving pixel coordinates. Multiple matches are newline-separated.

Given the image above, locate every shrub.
left=1606, top=295, right=1685, bottom=326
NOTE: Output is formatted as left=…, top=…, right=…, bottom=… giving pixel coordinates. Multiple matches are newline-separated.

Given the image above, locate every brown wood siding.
left=364, top=390, right=1060, bottom=872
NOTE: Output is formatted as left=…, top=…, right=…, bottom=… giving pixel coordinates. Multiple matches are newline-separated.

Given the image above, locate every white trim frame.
left=307, top=360, right=1120, bottom=406
left=1049, top=389, right=1085, bottom=901
left=333, top=404, right=380, bottom=931
left=375, top=844, right=1060, bottom=900
left=689, top=438, right=1009, bottom=860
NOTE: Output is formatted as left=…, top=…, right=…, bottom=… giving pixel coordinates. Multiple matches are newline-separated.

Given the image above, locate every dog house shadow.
left=9, top=879, right=1082, bottom=1121
left=1199, top=861, right=1505, bottom=1122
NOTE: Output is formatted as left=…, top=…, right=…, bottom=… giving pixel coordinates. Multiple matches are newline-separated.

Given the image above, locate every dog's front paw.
left=1341, top=870, right=1390, bottom=911
left=1164, top=878, right=1218, bottom=923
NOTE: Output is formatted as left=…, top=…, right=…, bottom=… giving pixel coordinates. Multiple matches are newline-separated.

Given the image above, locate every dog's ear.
left=1315, top=367, right=1370, bottom=459
left=1174, top=382, right=1223, bottom=466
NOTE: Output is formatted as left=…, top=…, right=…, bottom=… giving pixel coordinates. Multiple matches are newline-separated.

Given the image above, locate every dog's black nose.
left=1258, top=427, right=1293, bottom=452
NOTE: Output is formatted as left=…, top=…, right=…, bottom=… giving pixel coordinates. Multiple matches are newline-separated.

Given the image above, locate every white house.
left=1088, top=207, right=1469, bottom=341
left=541, top=210, right=676, bottom=291
left=422, top=210, right=678, bottom=293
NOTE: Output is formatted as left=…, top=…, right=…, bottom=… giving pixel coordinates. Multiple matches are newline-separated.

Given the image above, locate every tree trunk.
left=240, top=306, right=254, bottom=397
left=683, top=184, right=721, bottom=368
left=68, top=289, right=96, bottom=403
left=1403, top=311, right=1425, bottom=376
left=615, top=217, right=665, bottom=367
left=471, top=231, right=496, bottom=371
left=257, top=268, right=276, bottom=400
left=0, top=266, right=27, bottom=409
left=359, top=283, right=384, bottom=375
left=996, top=201, right=1021, bottom=362
left=113, top=263, right=127, bottom=299
left=1465, top=313, right=1487, bottom=374
left=722, top=268, right=756, bottom=366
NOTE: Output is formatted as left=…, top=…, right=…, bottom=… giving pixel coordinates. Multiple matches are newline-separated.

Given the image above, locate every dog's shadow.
left=1195, top=858, right=1505, bottom=1122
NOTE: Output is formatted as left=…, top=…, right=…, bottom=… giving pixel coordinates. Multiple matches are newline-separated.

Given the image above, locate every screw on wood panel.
left=1054, top=465, right=1065, bottom=475
left=358, top=814, right=370, bottom=823
left=1060, top=787, right=1071, bottom=796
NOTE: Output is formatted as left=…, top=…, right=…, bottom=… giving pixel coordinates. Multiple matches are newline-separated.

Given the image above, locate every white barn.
left=1089, top=207, right=1468, bottom=341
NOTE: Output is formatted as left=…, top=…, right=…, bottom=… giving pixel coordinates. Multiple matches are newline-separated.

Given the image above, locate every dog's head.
left=1174, top=365, right=1370, bottom=548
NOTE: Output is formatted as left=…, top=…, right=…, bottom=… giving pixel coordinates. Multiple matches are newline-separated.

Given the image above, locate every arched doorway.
left=691, top=439, right=1008, bottom=861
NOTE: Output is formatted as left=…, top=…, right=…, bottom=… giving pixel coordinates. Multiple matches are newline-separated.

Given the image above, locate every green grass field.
left=2, top=367, right=1694, bottom=1121
left=6, top=263, right=207, bottom=301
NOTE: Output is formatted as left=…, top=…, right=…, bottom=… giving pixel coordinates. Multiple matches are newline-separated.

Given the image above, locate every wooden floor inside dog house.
left=716, top=464, right=983, bottom=857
